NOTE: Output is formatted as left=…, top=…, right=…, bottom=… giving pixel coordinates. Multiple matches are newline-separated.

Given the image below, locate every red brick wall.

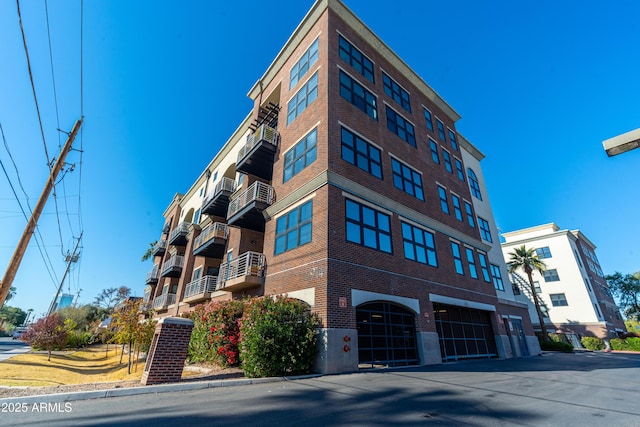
left=141, top=318, right=193, bottom=385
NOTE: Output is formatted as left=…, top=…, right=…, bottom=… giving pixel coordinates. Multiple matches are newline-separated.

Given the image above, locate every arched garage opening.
left=356, top=302, right=418, bottom=368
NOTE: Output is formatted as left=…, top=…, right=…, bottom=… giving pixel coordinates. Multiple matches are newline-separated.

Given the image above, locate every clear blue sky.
left=1, top=0, right=639, bottom=319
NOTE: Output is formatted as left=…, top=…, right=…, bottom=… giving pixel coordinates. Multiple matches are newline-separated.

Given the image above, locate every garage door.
left=356, top=302, right=419, bottom=367
left=433, top=303, right=497, bottom=361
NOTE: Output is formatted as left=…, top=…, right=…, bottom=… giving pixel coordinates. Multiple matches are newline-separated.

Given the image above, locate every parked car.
left=12, top=328, right=27, bottom=340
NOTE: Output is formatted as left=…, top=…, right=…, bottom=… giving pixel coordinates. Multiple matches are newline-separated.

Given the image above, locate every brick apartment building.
left=502, top=223, right=626, bottom=346
left=142, top=0, right=540, bottom=373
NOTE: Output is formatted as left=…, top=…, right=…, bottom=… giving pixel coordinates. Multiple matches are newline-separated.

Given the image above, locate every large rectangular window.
left=442, top=149, right=453, bottom=173
left=340, top=70, right=377, bottom=120
left=452, top=194, right=463, bottom=221
left=490, top=264, right=504, bottom=291
left=401, top=222, right=437, bottom=267
left=451, top=242, right=464, bottom=275
left=436, top=118, right=446, bottom=141
left=424, top=108, right=434, bottom=131
left=290, top=38, right=319, bottom=89
left=386, top=106, right=416, bottom=147
left=448, top=129, right=459, bottom=151
left=284, top=128, right=317, bottom=182
left=550, top=293, right=568, bottom=307
left=454, top=158, right=465, bottom=182
left=438, top=186, right=449, bottom=214
left=478, top=253, right=491, bottom=282
left=543, top=269, right=560, bottom=282
left=338, top=35, right=374, bottom=83
left=382, top=72, right=411, bottom=112
left=429, top=139, right=440, bottom=164
left=287, top=72, right=318, bottom=125
left=536, top=247, right=552, bottom=259
left=478, top=217, right=492, bottom=242
left=466, top=247, right=478, bottom=279
left=391, top=158, right=424, bottom=200
left=341, top=127, right=382, bottom=178
left=275, top=201, right=313, bottom=255
left=345, top=199, right=392, bottom=253
left=464, top=201, right=475, bottom=228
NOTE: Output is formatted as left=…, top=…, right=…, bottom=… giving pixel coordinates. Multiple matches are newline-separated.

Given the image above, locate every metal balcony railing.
left=227, top=181, right=275, bottom=219
left=184, top=275, right=218, bottom=299
left=169, top=222, right=190, bottom=243
left=202, top=177, right=236, bottom=207
left=161, top=255, right=184, bottom=275
left=152, top=293, right=176, bottom=310
left=146, top=266, right=159, bottom=282
left=237, top=124, right=279, bottom=163
left=193, top=222, right=228, bottom=250
left=153, top=239, right=167, bottom=253
left=218, top=251, right=265, bottom=284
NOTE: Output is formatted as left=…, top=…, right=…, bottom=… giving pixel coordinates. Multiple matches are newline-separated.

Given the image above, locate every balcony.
left=226, top=181, right=275, bottom=231
left=217, top=251, right=265, bottom=292
left=153, top=239, right=167, bottom=257
left=183, top=275, right=218, bottom=303
left=168, top=222, right=190, bottom=246
left=236, top=124, right=279, bottom=180
left=161, top=255, right=184, bottom=278
left=145, top=266, right=160, bottom=285
left=152, top=293, right=176, bottom=311
left=193, top=222, right=228, bottom=258
left=202, top=177, right=236, bottom=217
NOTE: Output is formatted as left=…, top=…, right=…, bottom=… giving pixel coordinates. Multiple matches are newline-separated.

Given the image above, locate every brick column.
left=141, top=317, right=193, bottom=385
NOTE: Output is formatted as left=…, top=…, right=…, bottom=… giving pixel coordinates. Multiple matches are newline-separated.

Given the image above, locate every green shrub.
left=187, top=300, right=244, bottom=366
left=66, top=331, right=95, bottom=348
left=580, top=336, right=605, bottom=351
left=540, top=340, right=573, bottom=352
left=610, top=337, right=640, bottom=352
left=240, top=296, right=321, bottom=378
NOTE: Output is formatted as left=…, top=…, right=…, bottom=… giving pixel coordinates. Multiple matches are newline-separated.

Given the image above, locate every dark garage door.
left=356, top=302, right=419, bottom=368
left=433, top=303, right=498, bottom=361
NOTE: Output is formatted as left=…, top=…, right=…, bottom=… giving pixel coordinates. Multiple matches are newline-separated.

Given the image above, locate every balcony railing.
left=161, top=255, right=184, bottom=277
left=152, top=293, right=176, bottom=310
left=153, top=239, right=167, bottom=256
left=168, top=221, right=190, bottom=246
left=236, top=125, right=279, bottom=180
left=227, top=181, right=274, bottom=218
left=145, top=266, right=159, bottom=284
left=201, top=177, right=237, bottom=216
left=183, top=275, right=218, bottom=301
left=218, top=251, right=265, bottom=291
left=193, top=222, right=228, bottom=258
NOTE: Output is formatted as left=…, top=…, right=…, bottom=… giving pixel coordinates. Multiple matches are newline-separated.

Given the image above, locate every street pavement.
left=2, top=351, right=640, bottom=426
left=0, top=337, right=30, bottom=362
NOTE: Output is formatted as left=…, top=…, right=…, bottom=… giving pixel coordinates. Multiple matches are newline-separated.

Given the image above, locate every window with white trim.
left=290, top=38, right=319, bottom=89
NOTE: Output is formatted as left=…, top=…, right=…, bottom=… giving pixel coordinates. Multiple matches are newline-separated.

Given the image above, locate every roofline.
left=501, top=222, right=560, bottom=239
left=458, top=133, right=485, bottom=161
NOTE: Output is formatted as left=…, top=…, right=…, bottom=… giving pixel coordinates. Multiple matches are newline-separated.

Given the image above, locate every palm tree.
left=141, top=241, right=157, bottom=262
left=507, top=245, right=549, bottom=340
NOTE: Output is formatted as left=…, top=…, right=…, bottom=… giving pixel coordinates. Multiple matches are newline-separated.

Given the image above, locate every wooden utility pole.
left=0, top=118, right=83, bottom=308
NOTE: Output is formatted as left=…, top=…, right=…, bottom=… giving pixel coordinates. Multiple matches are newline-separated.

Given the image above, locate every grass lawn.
left=0, top=344, right=160, bottom=386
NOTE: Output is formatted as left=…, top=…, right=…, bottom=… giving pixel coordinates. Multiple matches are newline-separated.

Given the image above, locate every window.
left=345, top=199, right=392, bottom=253
left=466, top=248, right=478, bottom=279
left=448, top=129, right=459, bottom=151
left=451, top=194, right=463, bottom=221
left=429, top=139, right=440, bottom=164
left=468, top=168, right=483, bottom=200
left=391, top=158, right=424, bottom=200
left=382, top=72, right=411, bottom=112
left=442, top=150, right=453, bottom=173
left=338, top=35, right=374, bottom=83
left=424, top=108, right=434, bottom=131
left=193, top=209, right=201, bottom=225
left=401, top=222, right=437, bottom=267
left=436, top=119, right=446, bottom=141
left=213, top=171, right=218, bottom=182
left=386, top=106, right=416, bottom=147
left=534, top=281, right=542, bottom=294
left=584, top=278, right=592, bottom=292
left=438, top=186, right=449, bottom=214
left=341, top=127, right=382, bottom=178
left=490, top=264, right=504, bottom=291
left=284, top=128, right=317, bottom=182
left=454, top=158, right=465, bottom=182
left=536, top=246, right=552, bottom=259
left=464, top=201, right=475, bottom=228
left=290, top=38, right=319, bottom=89
left=287, top=72, right=318, bottom=125
left=543, top=269, right=560, bottom=282
left=451, top=242, right=464, bottom=275
left=340, top=70, right=377, bottom=120
left=550, top=293, right=568, bottom=307
left=594, top=303, right=602, bottom=318
left=478, top=217, right=492, bottom=242
left=574, top=249, right=583, bottom=267
left=275, top=201, right=313, bottom=254
left=478, top=253, right=491, bottom=282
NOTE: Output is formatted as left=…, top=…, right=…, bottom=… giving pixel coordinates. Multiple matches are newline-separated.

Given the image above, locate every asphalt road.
left=0, top=337, right=30, bottom=361
left=2, top=351, right=640, bottom=426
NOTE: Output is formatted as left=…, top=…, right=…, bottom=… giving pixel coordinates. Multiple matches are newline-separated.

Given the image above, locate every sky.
left=1, top=0, right=639, bottom=320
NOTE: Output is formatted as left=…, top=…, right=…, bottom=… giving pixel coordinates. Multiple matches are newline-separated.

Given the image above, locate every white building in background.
left=501, top=223, right=626, bottom=346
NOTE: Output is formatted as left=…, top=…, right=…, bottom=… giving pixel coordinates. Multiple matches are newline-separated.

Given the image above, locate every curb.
left=0, top=374, right=322, bottom=404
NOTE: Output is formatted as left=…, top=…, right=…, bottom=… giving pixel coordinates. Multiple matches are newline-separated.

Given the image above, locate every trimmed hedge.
left=540, top=340, right=573, bottom=352
left=610, top=337, right=640, bottom=352
left=580, top=336, right=605, bottom=351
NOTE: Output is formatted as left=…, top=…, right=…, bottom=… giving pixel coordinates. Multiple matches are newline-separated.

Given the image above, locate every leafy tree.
left=21, top=313, right=68, bottom=361
left=0, top=286, right=17, bottom=310
left=141, top=241, right=157, bottom=262
left=507, top=245, right=549, bottom=339
left=94, top=286, right=132, bottom=313
left=57, top=305, right=95, bottom=332
left=605, top=272, right=640, bottom=320
left=111, top=299, right=156, bottom=374
left=0, top=306, right=27, bottom=331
